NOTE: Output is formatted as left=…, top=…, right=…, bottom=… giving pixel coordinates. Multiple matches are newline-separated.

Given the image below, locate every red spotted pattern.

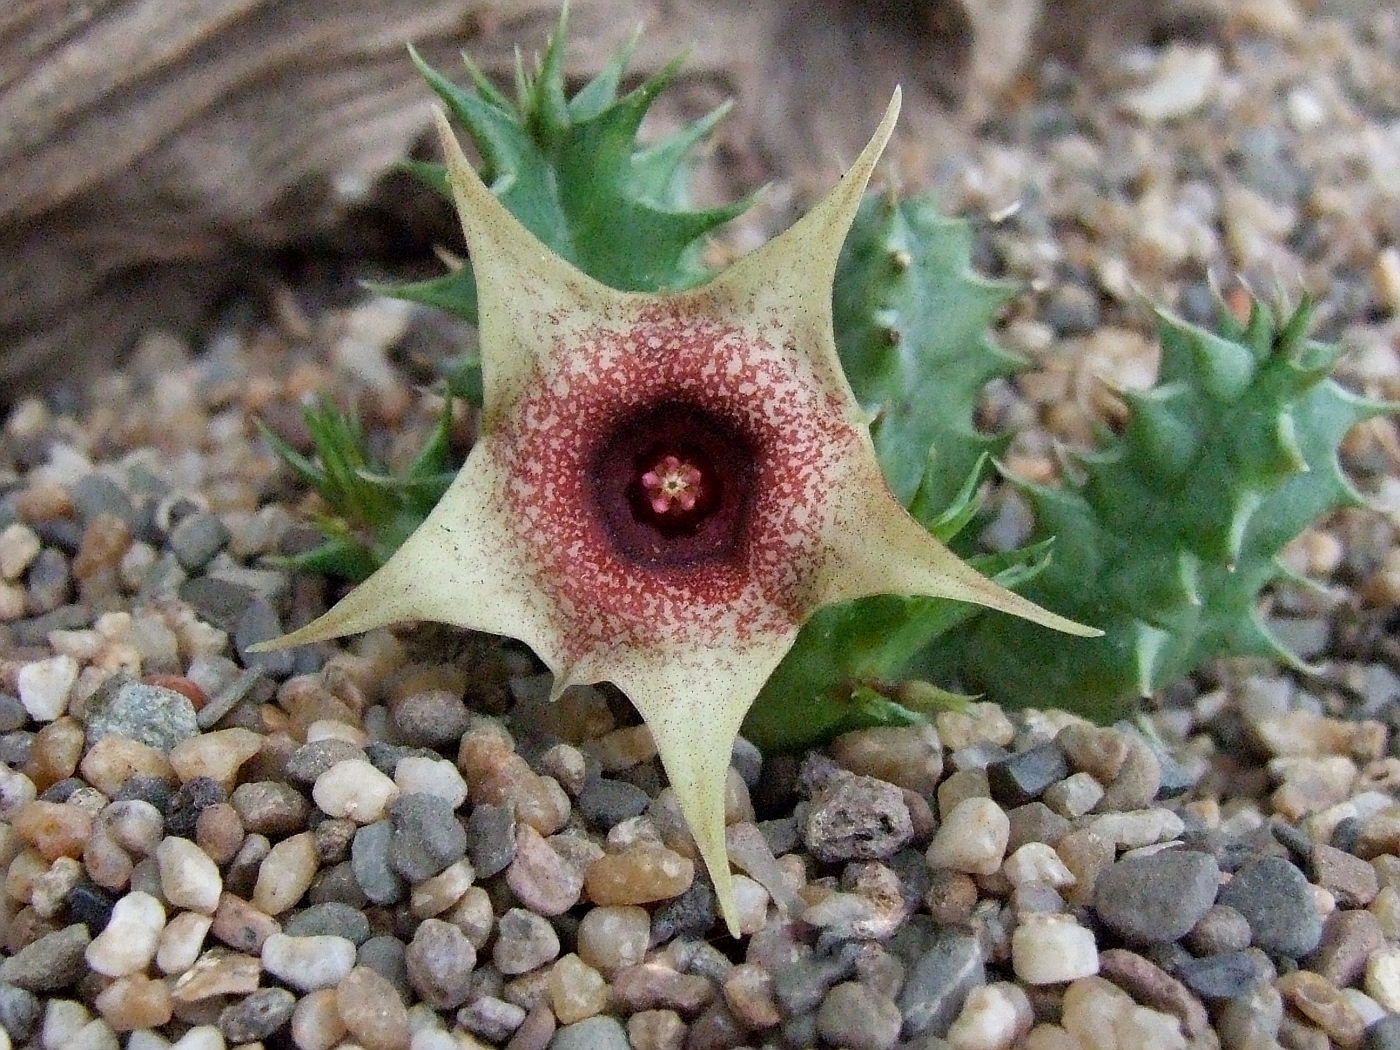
left=495, top=303, right=857, bottom=658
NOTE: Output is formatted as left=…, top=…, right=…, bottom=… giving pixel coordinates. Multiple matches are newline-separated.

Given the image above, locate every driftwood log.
left=0, top=0, right=1199, bottom=401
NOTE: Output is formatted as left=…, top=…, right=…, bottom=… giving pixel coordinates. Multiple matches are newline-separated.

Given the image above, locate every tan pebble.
left=584, top=725, right=657, bottom=771
left=93, top=974, right=173, bottom=1031
left=549, top=954, right=608, bottom=1025
left=210, top=893, right=281, bottom=954
left=311, top=760, right=399, bottom=824
left=79, top=736, right=172, bottom=797
left=627, top=1010, right=685, bottom=1050
left=1277, top=970, right=1365, bottom=1048
left=291, top=988, right=346, bottom=1050
left=935, top=703, right=1014, bottom=751
left=721, top=963, right=781, bottom=1030
left=73, top=514, right=133, bottom=579
left=169, top=729, right=264, bottom=792
left=24, top=717, right=86, bottom=790
left=1003, top=842, right=1076, bottom=888
left=195, top=804, right=245, bottom=866
left=830, top=725, right=944, bottom=795
left=577, top=905, right=652, bottom=975
left=1056, top=829, right=1114, bottom=906
left=170, top=1024, right=225, bottom=1050
left=252, top=832, right=317, bottom=915
left=585, top=845, right=694, bottom=906
left=30, top=856, right=83, bottom=917
left=458, top=734, right=567, bottom=835
left=409, top=858, right=475, bottom=919
left=336, top=966, right=410, bottom=1050
left=4, top=846, right=48, bottom=905
left=0, top=521, right=41, bottom=579
left=946, top=982, right=1032, bottom=1050
left=85, top=891, right=166, bottom=976
left=157, top=838, right=223, bottom=915
left=441, top=886, right=493, bottom=949
left=157, top=911, right=214, bottom=975
left=937, top=769, right=989, bottom=822
left=506, top=825, right=584, bottom=916
left=0, top=580, right=26, bottom=621
left=611, top=963, right=716, bottom=1014
left=1020, top=1024, right=1079, bottom=1050
left=171, top=949, right=262, bottom=1002
left=102, top=799, right=165, bottom=855
left=82, top=829, right=135, bottom=891
left=11, top=799, right=94, bottom=860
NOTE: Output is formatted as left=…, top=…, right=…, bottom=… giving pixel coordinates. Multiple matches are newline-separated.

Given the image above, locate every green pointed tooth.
left=1132, top=622, right=1172, bottom=697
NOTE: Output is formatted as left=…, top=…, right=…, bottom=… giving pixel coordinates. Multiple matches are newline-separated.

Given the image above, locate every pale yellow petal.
left=255, top=446, right=563, bottom=657
left=590, top=634, right=797, bottom=938
left=432, top=109, right=624, bottom=419
left=701, top=90, right=900, bottom=407
left=816, top=457, right=1102, bottom=637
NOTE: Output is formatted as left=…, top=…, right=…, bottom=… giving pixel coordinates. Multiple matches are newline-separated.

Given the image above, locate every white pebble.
left=17, top=654, right=79, bottom=722
left=394, top=756, right=468, bottom=809
left=1003, top=843, right=1076, bottom=888
left=409, top=1032, right=457, bottom=1050
left=1089, top=809, right=1184, bottom=849
left=0, top=766, right=37, bottom=819
left=156, top=912, right=213, bottom=976
left=252, top=831, right=318, bottom=914
left=262, top=932, right=357, bottom=991
left=0, top=522, right=41, bottom=579
left=170, top=1026, right=225, bottom=1050
left=1366, top=946, right=1400, bottom=1012
left=731, top=873, right=771, bottom=936
left=1012, top=915, right=1099, bottom=985
left=946, top=983, right=1031, bottom=1050
left=1340, top=988, right=1387, bottom=1029
left=312, top=759, right=399, bottom=823
left=926, top=798, right=1010, bottom=875
left=85, top=891, right=166, bottom=976
left=41, top=999, right=90, bottom=1050
left=157, top=838, right=222, bottom=914
left=1043, top=772, right=1104, bottom=818
left=64, top=1020, right=119, bottom=1050
left=305, top=719, right=368, bottom=746
left=126, top=1030, right=172, bottom=1050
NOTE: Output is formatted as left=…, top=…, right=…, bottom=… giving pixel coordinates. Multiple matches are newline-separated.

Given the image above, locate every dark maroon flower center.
left=589, top=401, right=756, bottom=568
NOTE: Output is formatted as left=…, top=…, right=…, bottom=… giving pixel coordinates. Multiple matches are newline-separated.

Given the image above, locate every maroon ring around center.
left=588, top=401, right=756, bottom=569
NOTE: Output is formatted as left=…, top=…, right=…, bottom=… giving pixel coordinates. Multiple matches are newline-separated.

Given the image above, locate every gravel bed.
left=2, top=5, right=1400, bottom=1050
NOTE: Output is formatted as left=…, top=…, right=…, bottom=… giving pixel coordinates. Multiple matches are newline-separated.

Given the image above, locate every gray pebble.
left=357, top=935, right=411, bottom=1000
left=136, top=551, right=186, bottom=600
left=352, top=819, right=405, bottom=904
left=1185, top=904, right=1253, bottom=955
left=897, top=931, right=984, bottom=1039
left=389, top=793, right=468, bottom=882
left=25, top=548, right=71, bottom=615
left=493, top=908, right=560, bottom=975
left=10, top=604, right=92, bottom=648
left=651, top=875, right=716, bottom=944
left=1043, top=281, right=1101, bottom=335
left=0, top=694, right=28, bottom=733
left=818, top=981, right=903, bottom=1050
left=307, top=861, right=369, bottom=908
left=405, top=918, right=477, bottom=1009
left=0, top=924, right=91, bottom=992
left=465, top=802, right=516, bottom=878
left=67, top=475, right=137, bottom=529
left=549, top=1016, right=629, bottom=1050
left=1006, top=802, right=1072, bottom=852
left=805, top=774, right=914, bottom=863
left=987, top=743, right=1068, bottom=807
left=196, top=667, right=265, bottom=730
left=1365, top=1016, right=1400, bottom=1050
left=577, top=778, right=650, bottom=830
left=391, top=690, right=472, bottom=748
left=457, top=996, right=526, bottom=1042
left=285, top=739, right=367, bottom=784
left=283, top=902, right=371, bottom=945
left=168, top=512, right=230, bottom=570
left=177, top=576, right=258, bottom=632
left=1218, top=855, right=1323, bottom=958
left=1174, top=949, right=1271, bottom=1002
left=0, top=982, right=40, bottom=1041
left=219, top=987, right=295, bottom=1042
left=1094, top=850, right=1220, bottom=945
left=0, top=732, right=32, bottom=767
left=82, top=674, right=198, bottom=752
left=234, top=598, right=294, bottom=677
left=730, top=736, right=763, bottom=788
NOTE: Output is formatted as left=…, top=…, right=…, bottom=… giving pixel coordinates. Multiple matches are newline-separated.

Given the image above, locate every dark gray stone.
left=357, top=935, right=411, bottom=1000
left=83, top=674, right=198, bottom=752
left=168, top=512, right=230, bottom=570
left=651, top=874, right=716, bottom=944
left=0, top=694, right=27, bottom=732
left=897, top=931, right=984, bottom=1039
left=1365, top=1015, right=1400, bottom=1050
left=391, top=690, right=472, bottom=748
left=25, top=548, right=71, bottom=614
left=0, top=982, right=40, bottom=1041
left=986, top=744, right=1068, bottom=806
left=285, top=738, right=366, bottom=784
left=549, top=1016, right=629, bottom=1050
left=67, top=474, right=136, bottom=528
left=1218, top=855, right=1323, bottom=958
left=165, top=776, right=226, bottom=838
left=465, top=802, right=516, bottom=879
left=1174, top=950, right=1270, bottom=1002
left=0, top=925, right=91, bottom=991
left=352, top=819, right=405, bottom=905
left=805, top=774, right=914, bottom=863
left=219, top=987, right=295, bottom=1042
left=283, top=902, right=371, bottom=945
left=1094, top=850, right=1220, bottom=945
left=389, top=793, right=468, bottom=881
left=577, top=778, right=650, bottom=830
left=234, top=598, right=294, bottom=677
left=177, top=576, right=257, bottom=632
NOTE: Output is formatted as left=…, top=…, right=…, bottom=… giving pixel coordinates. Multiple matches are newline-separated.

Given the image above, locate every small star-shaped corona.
left=258, top=90, right=1099, bottom=936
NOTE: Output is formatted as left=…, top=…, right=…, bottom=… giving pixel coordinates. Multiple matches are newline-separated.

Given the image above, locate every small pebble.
left=388, top=793, right=467, bottom=881
left=549, top=953, right=608, bottom=1024
left=549, top=1015, right=629, bottom=1050
left=252, top=831, right=318, bottom=915
left=926, top=797, right=1010, bottom=875
left=335, top=966, right=410, bottom=1050
left=817, top=981, right=903, bottom=1050
left=261, top=932, right=357, bottom=991
left=1012, top=915, right=1099, bottom=985
left=218, top=987, right=294, bottom=1043
left=1093, top=849, right=1219, bottom=944
left=0, top=925, right=91, bottom=991
left=16, top=656, right=78, bottom=722
left=805, top=773, right=914, bottom=862
left=584, top=845, right=694, bottom=907
left=156, top=837, right=223, bottom=914
left=1218, top=855, right=1324, bottom=958
left=492, top=908, right=559, bottom=975
left=313, top=759, right=399, bottom=824
left=576, top=905, right=651, bottom=975
left=84, top=892, right=165, bottom=976
left=506, top=825, right=584, bottom=915
left=404, top=919, right=476, bottom=1009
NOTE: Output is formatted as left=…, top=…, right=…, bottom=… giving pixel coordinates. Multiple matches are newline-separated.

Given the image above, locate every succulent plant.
left=917, top=298, right=1394, bottom=722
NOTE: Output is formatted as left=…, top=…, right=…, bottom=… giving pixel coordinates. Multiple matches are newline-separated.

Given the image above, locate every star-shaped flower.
left=263, top=92, right=1098, bottom=935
